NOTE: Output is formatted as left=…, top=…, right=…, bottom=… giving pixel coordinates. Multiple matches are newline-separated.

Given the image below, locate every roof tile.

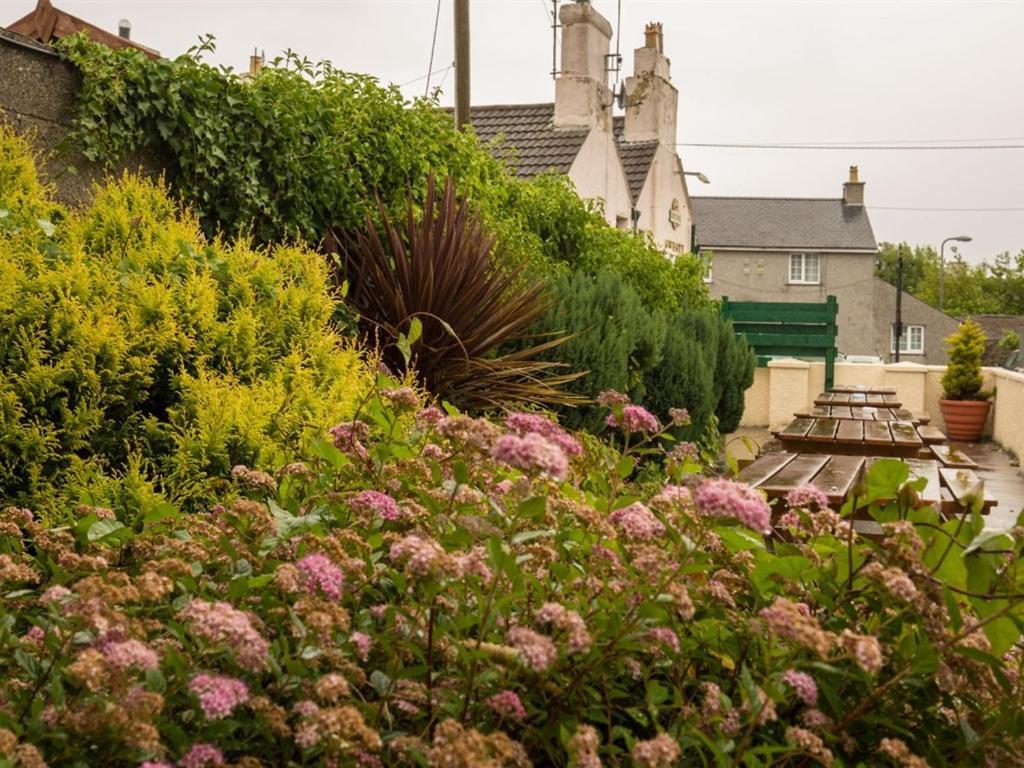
left=691, top=196, right=877, bottom=251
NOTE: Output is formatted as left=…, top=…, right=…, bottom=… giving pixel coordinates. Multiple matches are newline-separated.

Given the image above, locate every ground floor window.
left=891, top=324, right=925, bottom=354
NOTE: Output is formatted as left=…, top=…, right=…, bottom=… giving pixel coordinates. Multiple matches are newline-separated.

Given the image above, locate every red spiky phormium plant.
left=323, top=175, right=580, bottom=410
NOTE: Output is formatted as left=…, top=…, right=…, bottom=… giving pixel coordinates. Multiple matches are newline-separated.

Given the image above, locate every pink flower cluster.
left=596, top=389, right=630, bottom=407
left=536, top=602, right=591, bottom=653
left=651, top=484, right=692, bottom=511
left=490, top=432, right=568, bottom=481
left=840, top=630, right=884, bottom=674
left=350, top=631, right=372, bottom=661
left=329, top=420, right=370, bottom=459
left=646, top=627, right=681, bottom=654
left=504, top=412, right=582, bottom=457
left=297, top=553, right=345, bottom=600
left=631, top=733, right=681, bottom=768
left=507, top=627, right=558, bottom=672
left=189, top=673, right=249, bottom=719
left=606, top=404, right=660, bottom=434
left=101, top=638, right=160, bottom=672
left=179, top=599, right=269, bottom=671
left=694, top=478, right=772, bottom=534
left=178, top=743, right=224, bottom=768
left=782, top=669, right=819, bottom=706
left=609, top=502, right=665, bottom=541
left=349, top=490, right=402, bottom=521
left=785, top=484, right=830, bottom=511
left=388, top=534, right=445, bottom=578
left=487, top=689, right=527, bottom=721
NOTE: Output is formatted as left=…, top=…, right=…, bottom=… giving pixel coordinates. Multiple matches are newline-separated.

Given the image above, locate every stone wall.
left=0, top=28, right=155, bottom=204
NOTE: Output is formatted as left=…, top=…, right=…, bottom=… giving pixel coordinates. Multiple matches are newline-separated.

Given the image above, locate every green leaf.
left=35, top=218, right=55, bottom=236
left=517, top=495, right=547, bottom=521
left=86, top=519, right=130, bottom=545
left=407, top=316, right=423, bottom=346
left=864, top=458, right=909, bottom=502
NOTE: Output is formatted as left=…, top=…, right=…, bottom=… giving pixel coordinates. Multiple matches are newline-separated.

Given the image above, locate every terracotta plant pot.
left=939, top=399, right=992, bottom=442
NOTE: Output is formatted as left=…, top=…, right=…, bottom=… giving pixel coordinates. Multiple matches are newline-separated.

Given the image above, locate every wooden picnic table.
left=773, top=417, right=946, bottom=459
left=814, top=391, right=902, bottom=409
left=794, top=404, right=929, bottom=425
left=736, top=452, right=996, bottom=516
left=828, top=385, right=897, bottom=395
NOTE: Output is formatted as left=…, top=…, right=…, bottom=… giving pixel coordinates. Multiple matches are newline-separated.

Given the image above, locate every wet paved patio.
left=725, top=429, right=1024, bottom=531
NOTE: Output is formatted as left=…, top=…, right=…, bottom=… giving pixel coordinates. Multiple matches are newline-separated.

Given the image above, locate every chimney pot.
left=118, top=18, right=131, bottom=39
left=849, top=165, right=859, bottom=183
left=644, top=22, right=663, bottom=53
left=249, top=48, right=263, bottom=75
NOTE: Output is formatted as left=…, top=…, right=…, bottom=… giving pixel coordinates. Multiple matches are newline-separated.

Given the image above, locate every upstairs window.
left=891, top=325, right=925, bottom=355
left=789, top=252, right=820, bottom=284
left=702, top=253, right=713, bottom=283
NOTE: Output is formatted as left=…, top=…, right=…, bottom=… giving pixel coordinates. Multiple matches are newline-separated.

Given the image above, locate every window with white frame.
left=891, top=325, right=925, bottom=355
left=788, top=252, right=820, bottom=284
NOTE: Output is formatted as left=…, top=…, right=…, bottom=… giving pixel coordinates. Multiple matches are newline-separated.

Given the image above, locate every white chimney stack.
left=118, top=19, right=131, bottom=40
left=554, top=1, right=613, bottom=130
left=623, top=22, right=677, bottom=145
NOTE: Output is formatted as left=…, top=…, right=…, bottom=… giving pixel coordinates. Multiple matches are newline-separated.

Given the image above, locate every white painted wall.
left=568, top=128, right=633, bottom=228
left=633, top=144, right=692, bottom=252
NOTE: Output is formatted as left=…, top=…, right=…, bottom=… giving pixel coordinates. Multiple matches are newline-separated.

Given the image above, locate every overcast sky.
left=9, top=0, right=1024, bottom=263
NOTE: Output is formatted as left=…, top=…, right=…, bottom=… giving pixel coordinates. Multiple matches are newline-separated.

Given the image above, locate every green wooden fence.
left=720, top=295, right=839, bottom=389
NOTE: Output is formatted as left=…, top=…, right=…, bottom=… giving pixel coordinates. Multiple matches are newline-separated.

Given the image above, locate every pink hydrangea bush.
left=0, top=386, right=1021, bottom=767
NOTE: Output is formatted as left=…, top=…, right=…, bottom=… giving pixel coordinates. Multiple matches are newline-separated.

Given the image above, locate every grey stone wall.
left=705, top=248, right=877, bottom=357
left=0, top=29, right=155, bottom=204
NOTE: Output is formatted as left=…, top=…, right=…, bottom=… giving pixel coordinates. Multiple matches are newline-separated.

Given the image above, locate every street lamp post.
left=939, top=235, right=972, bottom=312
left=684, top=171, right=710, bottom=184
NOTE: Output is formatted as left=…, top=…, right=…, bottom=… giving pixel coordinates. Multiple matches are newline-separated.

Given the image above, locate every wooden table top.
left=829, top=385, right=897, bottom=395
left=815, top=391, right=902, bottom=409
left=737, top=452, right=996, bottom=515
left=795, top=404, right=925, bottom=424
left=773, top=417, right=946, bottom=458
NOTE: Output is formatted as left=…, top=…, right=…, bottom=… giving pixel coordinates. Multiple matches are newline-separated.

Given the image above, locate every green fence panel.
left=721, top=295, right=838, bottom=389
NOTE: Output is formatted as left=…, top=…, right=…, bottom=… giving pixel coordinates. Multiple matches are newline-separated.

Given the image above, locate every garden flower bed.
left=0, top=383, right=1021, bottom=767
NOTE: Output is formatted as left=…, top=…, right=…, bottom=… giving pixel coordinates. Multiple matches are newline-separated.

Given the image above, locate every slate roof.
left=450, top=103, right=659, bottom=203
left=690, top=196, right=878, bottom=252
left=463, top=103, right=590, bottom=178
left=611, top=116, right=658, bottom=202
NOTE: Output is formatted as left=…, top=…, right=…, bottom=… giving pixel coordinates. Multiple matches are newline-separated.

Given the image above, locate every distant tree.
left=875, top=242, right=1024, bottom=317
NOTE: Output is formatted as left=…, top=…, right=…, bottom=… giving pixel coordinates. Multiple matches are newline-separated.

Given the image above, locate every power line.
left=678, top=142, right=1024, bottom=150
left=868, top=205, right=1024, bottom=212
left=691, top=135, right=1024, bottom=146
left=424, top=0, right=442, bottom=96
left=399, top=62, right=453, bottom=89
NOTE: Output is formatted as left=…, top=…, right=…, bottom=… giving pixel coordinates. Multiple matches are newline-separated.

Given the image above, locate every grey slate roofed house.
left=451, top=3, right=694, bottom=253
left=691, top=196, right=878, bottom=252
left=691, top=167, right=959, bottom=364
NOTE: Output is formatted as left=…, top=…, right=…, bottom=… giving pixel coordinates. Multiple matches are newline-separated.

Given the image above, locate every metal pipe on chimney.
left=454, top=0, right=470, bottom=130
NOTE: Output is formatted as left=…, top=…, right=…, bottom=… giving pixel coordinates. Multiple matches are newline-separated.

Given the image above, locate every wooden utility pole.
left=454, top=0, right=470, bottom=130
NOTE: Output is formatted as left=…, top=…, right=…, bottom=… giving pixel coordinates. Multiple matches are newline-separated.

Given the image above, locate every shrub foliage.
left=0, top=127, right=370, bottom=518
left=941, top=318, right=988, bottom=401
left=324, top=175, right=580, bottom=409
